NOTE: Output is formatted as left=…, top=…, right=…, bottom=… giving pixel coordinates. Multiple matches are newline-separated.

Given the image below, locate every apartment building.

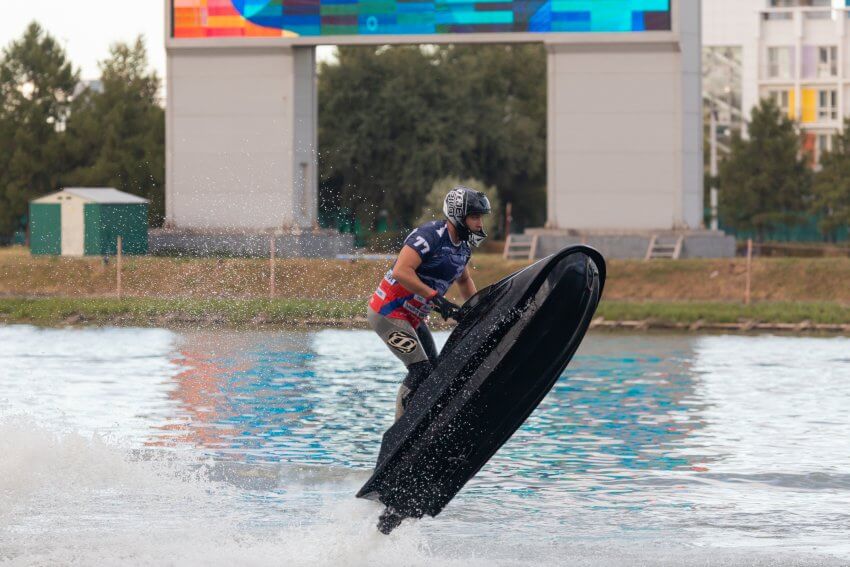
left=704, top=0, right=850, bottom=163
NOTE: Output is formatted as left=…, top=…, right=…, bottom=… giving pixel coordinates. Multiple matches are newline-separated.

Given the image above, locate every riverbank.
left=2, top=246, right=849, bottom=333
left=3, top=297, right=849, bottom=333
left=3, top=246, right=850, bottom=303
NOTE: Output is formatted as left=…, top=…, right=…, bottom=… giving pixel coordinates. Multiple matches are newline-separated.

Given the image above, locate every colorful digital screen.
left=172, top=0, right=672, bottom=39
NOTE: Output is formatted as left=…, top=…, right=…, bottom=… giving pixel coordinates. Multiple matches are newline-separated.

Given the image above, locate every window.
left=817, top=89, right=838, bottom=121
left=767, top=47, right=794, bottom=79
left=817, top=46, right=838, bottom=77
left=769, top=90, right=791, bottom=115
left=804, top=10, right=831, bottom=19
left=769, top=0, right=831, bottom=5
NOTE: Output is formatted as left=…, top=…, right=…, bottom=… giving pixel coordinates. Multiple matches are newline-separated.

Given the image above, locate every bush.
left=416, top=177, right=501, bottom=238
left=364, top=231, right=406, bottom=254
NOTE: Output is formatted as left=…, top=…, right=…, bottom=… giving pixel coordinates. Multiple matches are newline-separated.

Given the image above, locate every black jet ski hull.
left=356, top=245, right=606, bottom=521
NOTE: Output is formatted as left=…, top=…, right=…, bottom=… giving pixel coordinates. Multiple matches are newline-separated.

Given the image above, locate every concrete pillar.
left=545, top=0, right=703, bottom=231
left=166, top=46, right=317, bottom=230
left=293, top=48, right=319, bottom=230
left=679, top=0, right=704, bottom=230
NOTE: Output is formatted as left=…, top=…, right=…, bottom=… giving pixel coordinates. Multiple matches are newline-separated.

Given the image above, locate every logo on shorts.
left=387, top=331, right=418, bottom=354
left=402, top=300, right=428, bottom=319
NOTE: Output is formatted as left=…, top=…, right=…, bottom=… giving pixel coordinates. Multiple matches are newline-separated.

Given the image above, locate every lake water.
left=1, top=325, right=849, bottom=566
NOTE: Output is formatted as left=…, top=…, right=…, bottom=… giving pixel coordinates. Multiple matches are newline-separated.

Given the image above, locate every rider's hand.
left=429, top=294, right=462, bottom=322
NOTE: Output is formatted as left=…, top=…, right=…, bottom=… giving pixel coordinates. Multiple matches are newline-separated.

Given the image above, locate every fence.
left=715, top=212, right=849, bottom=243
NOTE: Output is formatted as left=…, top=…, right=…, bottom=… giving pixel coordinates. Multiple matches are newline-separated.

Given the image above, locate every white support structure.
left=165, top=0, right=702, bottom=237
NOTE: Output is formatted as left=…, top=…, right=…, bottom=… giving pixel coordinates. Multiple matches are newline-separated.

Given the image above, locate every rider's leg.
left=367, top=308, right=433, bottom=419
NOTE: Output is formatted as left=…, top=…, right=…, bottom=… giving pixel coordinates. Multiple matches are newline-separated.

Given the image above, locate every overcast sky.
left=0, top=0, right=167, bottom=80
left=0, top=1, right=335, bottom=82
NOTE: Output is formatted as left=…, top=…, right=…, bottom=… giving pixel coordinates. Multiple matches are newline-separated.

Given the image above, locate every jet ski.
left=356, top=245, right=606, bottom=534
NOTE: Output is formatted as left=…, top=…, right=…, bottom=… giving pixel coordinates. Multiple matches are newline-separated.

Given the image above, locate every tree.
left=63, top=37, right=165, bottom=226
left=319, top=46, right=462, bottom=228
left=438, top=44, right=546, bottom=229
left=318, top=44, right=546, bottom=231
left=812, top=118, right=850, bottom=241
left=0, top=22, right=78, bottom=237
left=718, top=98, right=811, bottom=240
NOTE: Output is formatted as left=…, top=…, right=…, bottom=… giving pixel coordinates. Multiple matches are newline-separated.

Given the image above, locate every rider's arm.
left=392, top=245, right=438, bottom=299
left=455, top=265, right=477, bottom=301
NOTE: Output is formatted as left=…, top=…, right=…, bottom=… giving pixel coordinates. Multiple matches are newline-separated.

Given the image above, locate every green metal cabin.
left=29, top=188, right=149, bottom=256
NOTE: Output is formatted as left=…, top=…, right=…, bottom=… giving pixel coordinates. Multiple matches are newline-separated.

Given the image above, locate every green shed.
left=29, top=188, right=148, bottom=256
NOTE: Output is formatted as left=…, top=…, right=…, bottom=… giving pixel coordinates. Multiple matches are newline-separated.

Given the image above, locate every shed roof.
left=63, top=188, right=148, bottom=204
left=32, top=187, right=149, bottom=204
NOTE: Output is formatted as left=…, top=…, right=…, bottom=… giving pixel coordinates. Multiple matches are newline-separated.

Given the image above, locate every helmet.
left=443, top=186, right=492, bottom=248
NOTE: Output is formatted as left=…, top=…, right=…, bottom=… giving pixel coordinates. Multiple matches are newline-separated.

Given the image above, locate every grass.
left=2, top=245, right=849, bottom=329
left=597, top=301, right=850, bottom=326
left=4, top=246, right=850, bottom=303
left=0, top=297, right=367, bottom=326
left=2, top=297, right=850, bottom=328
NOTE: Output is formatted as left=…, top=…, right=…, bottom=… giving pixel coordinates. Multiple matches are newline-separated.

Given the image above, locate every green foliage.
left=416, top=177, right=500, bottom=237
left=0, top=25, right=164, bottom=237
left=0, top=297, right=367, bottom=325
left=0, top=22, right=78, bottom=236
left=812, top=117, right=850, bottom=240
left=3, top=297, right=850, bottom=327
left=319, top=46, right=460, bottom=226
left=318, top=44, right=545, bottom=231
left=718, top=99, right=811, bottom=241
left=364, top=231, right=405, bottom=253
left=63, top=38, right=165, bottom=226
left=597, top=301, right=850, bottom=325
left=437, top=44, right=546, bottom=229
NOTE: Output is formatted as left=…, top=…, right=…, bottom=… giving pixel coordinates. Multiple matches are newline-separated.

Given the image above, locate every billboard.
left=172, top=0, right=672, bottom=39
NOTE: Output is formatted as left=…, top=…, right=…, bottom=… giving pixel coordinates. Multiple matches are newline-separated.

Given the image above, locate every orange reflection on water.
left=147, top=346, right=251, bottom=450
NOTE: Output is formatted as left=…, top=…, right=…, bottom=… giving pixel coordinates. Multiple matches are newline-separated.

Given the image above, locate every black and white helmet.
left=443, top=186, right=492, bottom=248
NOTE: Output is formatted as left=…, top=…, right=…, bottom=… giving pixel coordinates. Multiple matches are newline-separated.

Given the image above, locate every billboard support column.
left=293, top=47, right=318, bottom=230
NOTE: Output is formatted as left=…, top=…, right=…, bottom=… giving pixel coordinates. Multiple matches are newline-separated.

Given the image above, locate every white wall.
left=546, top=2, right=703, bottom=231
left=37, top=192, right=86, bottom=256
left=703, top=0, right=762, bottom=46
left=547, top=43, right=681, bottom=230
left=61, top=196, right=85, bottom=256
left=166, top=46, right=317, bottom=230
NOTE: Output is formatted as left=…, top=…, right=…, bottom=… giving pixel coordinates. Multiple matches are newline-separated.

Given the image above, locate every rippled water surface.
left=1, top=325, right=849, bottom=566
